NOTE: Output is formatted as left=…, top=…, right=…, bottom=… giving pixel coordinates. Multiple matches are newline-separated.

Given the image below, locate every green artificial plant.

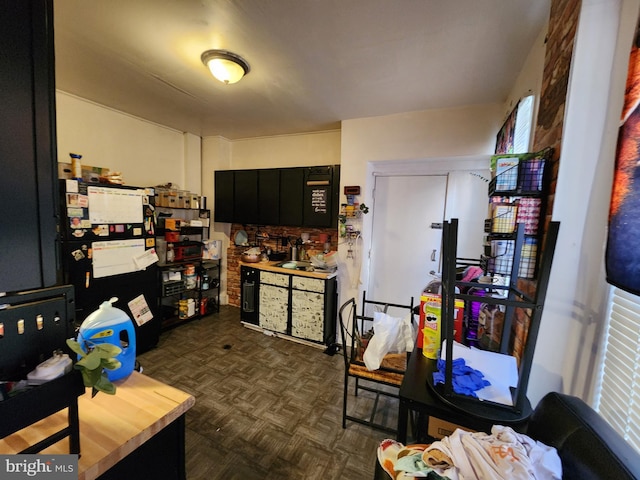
left=66, top=338, right=122, bottom=397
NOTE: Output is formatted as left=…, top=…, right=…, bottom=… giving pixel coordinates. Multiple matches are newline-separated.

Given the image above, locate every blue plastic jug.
left=77, top=297, right=136, bottom=381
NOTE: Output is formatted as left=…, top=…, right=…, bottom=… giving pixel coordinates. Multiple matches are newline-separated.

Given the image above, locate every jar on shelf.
left=69, top=153, right=82, bottom=180
left=184, top=264, right=196, bottom=289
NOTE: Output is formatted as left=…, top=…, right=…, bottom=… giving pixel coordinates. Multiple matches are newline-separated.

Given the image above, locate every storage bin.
left=491, top=203, right=517, bottom=234
left=162, top=280, right=185, bottom=296
left=167, top=189, right=178, bottom=207
left=164, top=218, right=181, bottom=231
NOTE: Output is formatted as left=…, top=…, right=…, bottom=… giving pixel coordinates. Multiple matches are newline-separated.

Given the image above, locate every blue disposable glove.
left=433, top=358, right=490, bottom=397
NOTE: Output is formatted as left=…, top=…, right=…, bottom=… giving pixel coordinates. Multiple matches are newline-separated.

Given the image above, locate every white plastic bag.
left=363, top=312, right=415, bottom=370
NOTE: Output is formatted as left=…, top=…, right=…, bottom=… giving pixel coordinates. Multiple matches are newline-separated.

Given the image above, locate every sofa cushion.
left=526, top=392, right=640, bottom=480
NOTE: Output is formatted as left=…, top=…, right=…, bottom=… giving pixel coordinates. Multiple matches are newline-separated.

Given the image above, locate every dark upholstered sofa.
left=526, top=392, right=640, bottom=479
left=374, top=392, right=640, bottom=479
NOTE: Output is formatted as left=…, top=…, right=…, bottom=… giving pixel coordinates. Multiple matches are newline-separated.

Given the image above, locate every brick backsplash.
left=227, top=224, right=338, bottom=307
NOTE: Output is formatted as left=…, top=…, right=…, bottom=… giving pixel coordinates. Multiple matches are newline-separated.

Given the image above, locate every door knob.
left=431, top=249, right=436, bottom=261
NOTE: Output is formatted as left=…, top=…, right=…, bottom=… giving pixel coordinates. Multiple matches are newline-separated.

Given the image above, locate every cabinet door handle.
left=431, top=249, right=436, bottom=262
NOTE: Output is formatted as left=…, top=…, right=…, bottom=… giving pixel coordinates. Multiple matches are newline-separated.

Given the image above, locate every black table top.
left=400, top=347, right=532, bottom=434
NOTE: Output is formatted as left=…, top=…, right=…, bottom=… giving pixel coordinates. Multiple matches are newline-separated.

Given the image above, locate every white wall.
left=528, top=0, right=639, bottom=407
left=56, top=92, right=186, bottom=188
left=338, top=104, right=503, bottom=305
left=230, top=130, right=341, bottom=169
left=501, top=24, right=548, bottom=143
left=183, top=133, right=202, bottom=195
left=201, top=136, right=233, bottom=304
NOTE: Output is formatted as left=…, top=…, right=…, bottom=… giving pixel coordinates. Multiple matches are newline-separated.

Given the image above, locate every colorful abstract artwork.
left=495, top=103, right=518, bottom=154
left=606, top=20, right=640, bottom=295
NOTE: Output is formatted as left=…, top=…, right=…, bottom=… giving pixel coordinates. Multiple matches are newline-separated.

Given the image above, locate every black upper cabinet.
left=213, top=165, right=340, bottom=227
left=279, top=168, right=305, bottom=226
left=234, top=170, right=259, bottom=224
left=258, top=169, right=280, bottom=225
left=303, top=166, right=335, bottom=227
left=0, top=0, right=59, bottom=294
left=332, top=165, right=341, bottom=226
left=214, top=170, right=234, bottom=222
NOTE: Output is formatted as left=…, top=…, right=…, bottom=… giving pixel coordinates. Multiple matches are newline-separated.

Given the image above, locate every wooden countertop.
left=239, top=260, right=338, bottom=279
left=0, top=371, right=195, bottom=480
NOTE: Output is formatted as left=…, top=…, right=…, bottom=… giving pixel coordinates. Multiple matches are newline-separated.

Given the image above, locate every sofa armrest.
left=526, top=392, right=640, bottom=480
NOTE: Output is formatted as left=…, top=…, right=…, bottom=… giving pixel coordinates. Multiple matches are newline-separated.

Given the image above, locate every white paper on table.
left=440, top=340, right=518, bottom=406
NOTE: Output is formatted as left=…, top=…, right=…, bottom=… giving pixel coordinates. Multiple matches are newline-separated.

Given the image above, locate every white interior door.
left=368, top=175, right=448, bottom=309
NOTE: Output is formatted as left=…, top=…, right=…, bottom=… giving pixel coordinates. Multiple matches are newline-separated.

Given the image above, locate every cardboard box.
left=427, top=416, right=475, bottom=440
left=164, top=218, right=182, bottom=231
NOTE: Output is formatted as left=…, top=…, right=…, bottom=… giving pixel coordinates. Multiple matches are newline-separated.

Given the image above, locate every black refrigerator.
left=59, top=180, right=161, bottom=354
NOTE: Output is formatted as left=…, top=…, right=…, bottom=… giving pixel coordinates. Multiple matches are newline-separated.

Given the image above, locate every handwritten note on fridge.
left=88, top=186, right=143, bottom=224
left=92, top=239, right=146, bottom=278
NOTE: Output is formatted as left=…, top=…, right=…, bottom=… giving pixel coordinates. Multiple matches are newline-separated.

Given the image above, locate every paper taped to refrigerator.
left=92, top=239, right=146, bottom=278
left=88, top=186, right=144, bottom=224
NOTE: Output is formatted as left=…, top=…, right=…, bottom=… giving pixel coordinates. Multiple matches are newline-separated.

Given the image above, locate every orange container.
left=164, top=218, right=181, bottom=231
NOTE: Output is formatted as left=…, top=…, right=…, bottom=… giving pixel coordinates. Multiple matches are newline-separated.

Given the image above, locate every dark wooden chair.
left=338, top=291, right=414, bottom=434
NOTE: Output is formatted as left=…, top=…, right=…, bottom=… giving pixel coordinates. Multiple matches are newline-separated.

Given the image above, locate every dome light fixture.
left=201, top=49, right=250, bottom=85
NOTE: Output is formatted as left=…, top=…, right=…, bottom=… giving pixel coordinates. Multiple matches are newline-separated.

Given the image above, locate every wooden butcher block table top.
left=0, top=371, right=195, bottom=480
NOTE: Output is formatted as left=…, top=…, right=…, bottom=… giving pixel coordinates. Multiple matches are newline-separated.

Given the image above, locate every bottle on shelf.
left=70, top=152, right=82, bottom=180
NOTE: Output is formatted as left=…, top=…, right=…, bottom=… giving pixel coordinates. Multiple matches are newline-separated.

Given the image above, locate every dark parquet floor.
left=138, top=305, right=399, bottom=480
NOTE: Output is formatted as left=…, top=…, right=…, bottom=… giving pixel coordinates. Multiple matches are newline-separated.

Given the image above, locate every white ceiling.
left=53, top=0, right=550, bottom=140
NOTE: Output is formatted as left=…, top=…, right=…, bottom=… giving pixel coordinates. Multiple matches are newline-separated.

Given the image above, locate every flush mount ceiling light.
left=201, top=49, right=250, bottom=85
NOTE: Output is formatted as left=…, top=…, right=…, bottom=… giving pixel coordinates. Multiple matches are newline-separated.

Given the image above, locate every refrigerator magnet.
left=67, top=207, right=83, bottom=218
left=71, top=249, right=86, bottom=261
left=146, top=237, right=155, bottom=248
left=67, top=193, right=80, bottom=206
left=132, top=227, right=143, bottom=236
left=92, top=225, right=109, bottom=236
left=70, top=217, right=83, bottom=229
left=77, top=194, right=89, bottom=208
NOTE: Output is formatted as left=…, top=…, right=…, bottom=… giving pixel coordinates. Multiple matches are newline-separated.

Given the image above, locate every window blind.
left=513, top=94, right=534, bottom=154
left=595, top=287, right=640, bottom=453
